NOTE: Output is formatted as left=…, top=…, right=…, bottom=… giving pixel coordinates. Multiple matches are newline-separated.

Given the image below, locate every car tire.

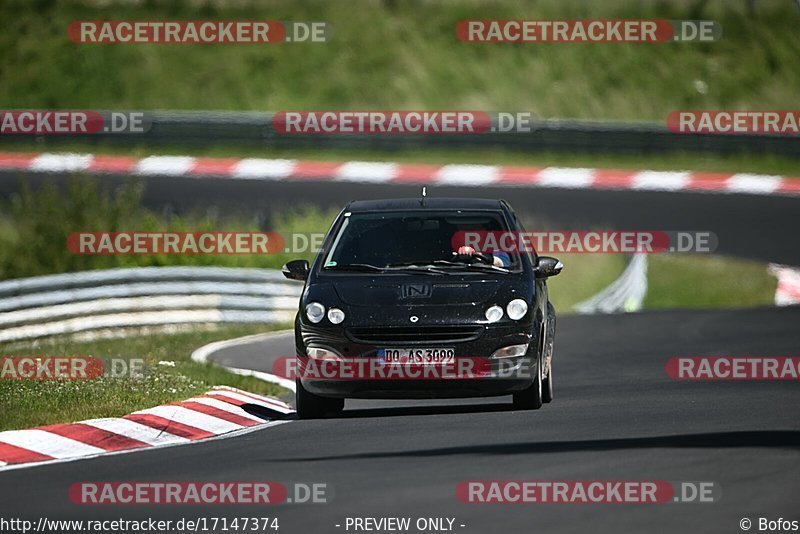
left=542, top=302, right=556, bottom=403
left=512, top=356, right=543, bottom=410
left=542, top=365, right=554, bottom=403
left=295, top=379, right=345, bottom=419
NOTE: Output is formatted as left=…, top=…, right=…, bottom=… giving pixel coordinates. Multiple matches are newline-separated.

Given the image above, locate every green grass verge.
left=645, top=253, right=776, bottom=309
left=548, top=253, right=628, bottom=312
left=0, top=324, right=291, bottom=432
left=0, top=0, right=798, bottom=121
left=0, top=176, right=339, bottom=278
left=550, top=252, right=777, bottom=312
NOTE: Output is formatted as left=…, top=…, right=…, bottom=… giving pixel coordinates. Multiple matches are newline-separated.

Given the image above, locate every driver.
left=457, top=245, right=511, bottom=267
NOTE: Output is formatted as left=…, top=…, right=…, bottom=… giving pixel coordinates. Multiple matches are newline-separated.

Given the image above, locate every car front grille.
left=345, top=325, right=484, bottom=345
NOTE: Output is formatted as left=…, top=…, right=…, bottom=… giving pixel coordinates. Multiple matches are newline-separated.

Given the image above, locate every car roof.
left=345, top=197, right=505, bottom=212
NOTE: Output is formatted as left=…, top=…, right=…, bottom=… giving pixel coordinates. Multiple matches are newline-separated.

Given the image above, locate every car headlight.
left=306, top=302, right=325, bottom=323
left=490, top=343, right=529, bottom=359
left=507, top=299, right=528, bottom=320
left=327, top=307, right=345, bottom=324
left=307, top=347, right=341, bottom=360
left=485, top=305, right=504, bottom=323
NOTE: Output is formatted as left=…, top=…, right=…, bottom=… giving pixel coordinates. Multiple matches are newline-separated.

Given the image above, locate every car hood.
left=331, top=276, right=504, bottom=306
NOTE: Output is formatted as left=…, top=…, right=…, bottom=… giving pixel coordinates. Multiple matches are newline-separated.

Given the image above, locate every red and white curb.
left=0, top=386, right=293, bottom=471
left=1, top=151, right=799, bottom=197
left=769, top=264, right=800, bottom=306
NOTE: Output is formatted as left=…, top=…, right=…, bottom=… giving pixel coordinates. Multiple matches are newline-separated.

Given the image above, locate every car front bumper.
left=297, top=323, right=538, bottom=399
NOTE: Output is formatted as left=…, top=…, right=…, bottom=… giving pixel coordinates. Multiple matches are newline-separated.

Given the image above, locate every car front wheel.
left=295, top=379, right=345, bottom=419
left=512, top=356, right=543, bottom=410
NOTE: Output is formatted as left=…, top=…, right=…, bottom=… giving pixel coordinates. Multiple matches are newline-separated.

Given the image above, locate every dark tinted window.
left=324, top=210, right=515, bottom=268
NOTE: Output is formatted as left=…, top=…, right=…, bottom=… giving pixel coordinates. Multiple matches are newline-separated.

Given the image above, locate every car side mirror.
left=535, top=256, right=563, bottom=278
left=282, top=259, right=310, bottom=281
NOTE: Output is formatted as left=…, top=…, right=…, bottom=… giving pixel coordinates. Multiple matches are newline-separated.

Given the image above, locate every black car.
left=282, top=197, right=562, bottom=418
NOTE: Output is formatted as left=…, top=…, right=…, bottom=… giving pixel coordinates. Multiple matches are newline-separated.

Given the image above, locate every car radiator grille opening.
left=345, top=325, right=484, bottom=345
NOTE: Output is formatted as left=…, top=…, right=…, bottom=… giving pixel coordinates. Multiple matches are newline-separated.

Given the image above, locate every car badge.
left=401, top=283, right=432, bottom=298
left=409, top=315, right=419, bottom=323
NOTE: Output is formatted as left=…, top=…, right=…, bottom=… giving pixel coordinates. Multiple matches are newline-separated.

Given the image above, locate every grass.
left=0, top=324, right=291, bottom=431
left=549, top=253, right=628, bottom=312
left=645, top=253, right=776, bottom=309
left=552, top=252, right=777, bottom=312
left=0, top=176, right=339, bottom=278
left=0, top=0, right=797, bottom=121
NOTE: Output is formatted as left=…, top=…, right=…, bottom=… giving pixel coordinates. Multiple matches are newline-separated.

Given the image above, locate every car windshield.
left=322, top=210, right=520, bottom=271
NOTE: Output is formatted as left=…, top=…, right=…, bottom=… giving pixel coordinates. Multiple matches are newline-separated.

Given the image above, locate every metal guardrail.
left=574, top=254, right=649, bottom=314
left=2, top=111, right=797, bottom=158
left=0, top=267, right=302, bottom=343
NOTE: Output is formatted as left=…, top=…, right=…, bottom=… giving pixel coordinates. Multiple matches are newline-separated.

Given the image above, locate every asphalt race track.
left=1, top=306, right=798, bottom=533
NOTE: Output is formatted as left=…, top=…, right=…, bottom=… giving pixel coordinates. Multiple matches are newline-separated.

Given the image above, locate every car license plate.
left=378, top=348, right=455, bottom=364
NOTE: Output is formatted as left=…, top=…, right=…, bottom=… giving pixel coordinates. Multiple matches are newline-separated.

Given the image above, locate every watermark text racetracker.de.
left=453, top=230, right=717, bottom=254
left=455, top=19, right=721, bottom=43
left=0, top=356, right=146, bottom=380
left=273, top=110, right=599, bottom=134
left=273, top=110, right=589, bottom=134
left=69, top=481, right=330, bottom=505
left=0, top=111, right=150, bottom=135
left=668, top=110, right=800, bottom=135
left=278, top=355, right=517, bottom=381
left=274, top=111, right=493, bottom=134
left=457, top=480, right=721, bottom=504
left=69, top=20, right=331, bottom=44
left=68, top=232, right=286, bottom=255
left=666, top=357, right=800, bottom=380
left=67, top=231, right=716, bottom=255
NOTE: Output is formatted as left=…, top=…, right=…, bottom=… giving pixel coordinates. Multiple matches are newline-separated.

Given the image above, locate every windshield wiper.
left=324, top=263, right=448, bottom=275
left=432, top=260, right=511, bottom=273
left=385, top=263, right=450, bottom=275
left=323, top=263, right=386, bottom=272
